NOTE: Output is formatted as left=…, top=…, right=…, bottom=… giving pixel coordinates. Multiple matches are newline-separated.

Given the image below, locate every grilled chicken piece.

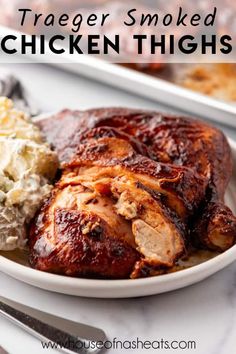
left=36, top=108, right=236, bottom=252
left=31, top=136, right=208, bottom=277
left=75, top=107, right=236, bottom=251
left=32, top=108, right=236, bottom=279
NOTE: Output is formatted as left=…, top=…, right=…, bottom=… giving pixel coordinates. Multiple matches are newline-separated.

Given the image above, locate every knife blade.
left=0, top=296, right=106, bottom=354
left=0, top=346, right=9, bottom=354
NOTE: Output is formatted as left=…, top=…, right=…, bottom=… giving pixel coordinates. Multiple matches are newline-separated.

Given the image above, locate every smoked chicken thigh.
left=31, top=108, right=236, bottom=278
left=30, top=136, right=205, bottom=277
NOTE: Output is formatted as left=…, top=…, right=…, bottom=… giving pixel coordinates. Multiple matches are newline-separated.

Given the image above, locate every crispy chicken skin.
left=78, top=107, right=232, bottom=200
left=37, top=107, right=232, bottom=200
left=192, top=202, right=236, bottom=252
left=29, top=203, right=139, bottom=279
left=31, top=108, right=236, bottom=278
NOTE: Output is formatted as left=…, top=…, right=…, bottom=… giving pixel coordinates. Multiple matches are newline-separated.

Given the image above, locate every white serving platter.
left=56, top=58, right=236, bottom=128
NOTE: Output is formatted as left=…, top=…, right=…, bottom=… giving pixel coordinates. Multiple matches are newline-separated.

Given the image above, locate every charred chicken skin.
left=30, top=108, right=236, bottom=279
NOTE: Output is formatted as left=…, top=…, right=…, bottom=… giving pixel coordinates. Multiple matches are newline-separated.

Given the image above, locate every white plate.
left=0, top=137, right=236, bottom=298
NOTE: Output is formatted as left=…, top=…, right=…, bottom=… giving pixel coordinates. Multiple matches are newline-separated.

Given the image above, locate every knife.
left=0, top=346, right=8, bottom=354
left=0, top=296, right=106, bottom=354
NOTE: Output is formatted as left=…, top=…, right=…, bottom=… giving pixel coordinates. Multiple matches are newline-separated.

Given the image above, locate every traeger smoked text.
left=0, top=6, right=232, bottom=57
